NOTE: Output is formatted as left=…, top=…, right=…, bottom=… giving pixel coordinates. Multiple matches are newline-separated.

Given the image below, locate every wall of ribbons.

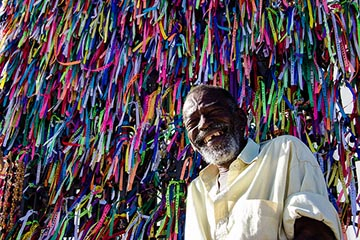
left=0, top=0, right=359, bottom=239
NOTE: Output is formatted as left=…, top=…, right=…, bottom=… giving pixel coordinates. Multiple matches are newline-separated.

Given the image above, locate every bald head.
left=183, top=85, right=238, bottom=114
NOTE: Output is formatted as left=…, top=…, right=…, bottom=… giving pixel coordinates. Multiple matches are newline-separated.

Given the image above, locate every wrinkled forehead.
left=183, top=89, right=230, bottom=116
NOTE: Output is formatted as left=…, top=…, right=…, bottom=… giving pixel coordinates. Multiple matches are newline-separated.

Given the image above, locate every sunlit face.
left=183, top=87, right=246, bottom=165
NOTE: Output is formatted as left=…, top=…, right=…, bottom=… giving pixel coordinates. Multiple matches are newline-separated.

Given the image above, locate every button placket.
left=215, top=217, right=229, bottom=240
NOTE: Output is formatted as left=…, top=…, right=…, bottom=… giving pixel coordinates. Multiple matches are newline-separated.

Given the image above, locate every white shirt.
left=185, top=135, right=342, bottom=240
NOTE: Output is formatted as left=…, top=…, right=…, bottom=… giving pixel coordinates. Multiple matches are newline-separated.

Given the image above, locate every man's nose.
left=198, top=115, right=210, bottom=131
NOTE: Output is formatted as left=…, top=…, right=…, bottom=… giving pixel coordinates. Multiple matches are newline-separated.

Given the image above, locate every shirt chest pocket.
left=227, top=199, right=281, bottom=240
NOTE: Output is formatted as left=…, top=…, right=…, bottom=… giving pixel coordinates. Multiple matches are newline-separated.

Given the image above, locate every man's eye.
left=186, top=119, right=198, bottom=129
left=208, top=109, right=225, bottom=116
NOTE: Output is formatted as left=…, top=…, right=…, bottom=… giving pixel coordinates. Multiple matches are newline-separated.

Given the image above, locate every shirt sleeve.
left=283, top=191, right=342, bottom=239
left=281, top=137, right=343, bottom=240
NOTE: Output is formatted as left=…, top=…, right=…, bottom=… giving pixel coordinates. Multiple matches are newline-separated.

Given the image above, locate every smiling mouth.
left=203, top=130, right=224, bottom=144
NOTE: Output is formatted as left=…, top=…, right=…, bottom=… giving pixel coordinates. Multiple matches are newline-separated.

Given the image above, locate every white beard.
left=198, top=134, right=239, bottom=165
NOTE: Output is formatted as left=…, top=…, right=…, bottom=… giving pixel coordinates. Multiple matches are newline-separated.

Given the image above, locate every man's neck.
left=217, top=167, right=229, bottom=193
left=217, top=161, right=232, bottom=172
left=216, top=160, right=233, bottom=192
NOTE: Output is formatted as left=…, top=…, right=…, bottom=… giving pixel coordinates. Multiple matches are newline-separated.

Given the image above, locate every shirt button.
left=218, top=218, right=227, bottom=225
left=215, top=218, right=228, bottom=240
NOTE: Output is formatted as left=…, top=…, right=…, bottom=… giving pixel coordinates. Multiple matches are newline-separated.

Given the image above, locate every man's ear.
left=234, top=108, right=248, bottom=132
left=235, top=108, right=247, bottom=129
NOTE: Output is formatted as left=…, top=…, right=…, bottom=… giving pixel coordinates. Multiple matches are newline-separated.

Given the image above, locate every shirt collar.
left=198, top=138, right=260, bottom=187
left=236, top=138, right=259, bottom=164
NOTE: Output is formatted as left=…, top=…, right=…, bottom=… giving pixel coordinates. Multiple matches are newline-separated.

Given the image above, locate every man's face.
left=183, top=88, right=244, bottom=165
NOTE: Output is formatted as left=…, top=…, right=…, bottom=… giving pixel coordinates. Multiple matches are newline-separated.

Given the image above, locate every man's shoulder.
left=187, top=175, right=208, bottom=194
left=259, top=135, right=317, bottom=164
left=189, top=164, right=218, bottom=186
left=259, top=135, right=313, bottom=157
left=260, top=135, right=305, bottom=148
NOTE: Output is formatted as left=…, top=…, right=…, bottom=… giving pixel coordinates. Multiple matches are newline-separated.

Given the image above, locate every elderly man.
left=183, top=85, right=342, bottom=239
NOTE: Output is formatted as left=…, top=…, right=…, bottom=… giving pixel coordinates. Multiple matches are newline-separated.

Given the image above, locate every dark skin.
left=183, top=85, right=247, bottom=168
left=183, top=85, right=336, bottom=239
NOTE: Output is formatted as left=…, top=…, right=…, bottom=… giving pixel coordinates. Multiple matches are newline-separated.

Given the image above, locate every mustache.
left=194, top=123, right=227, bottom=145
